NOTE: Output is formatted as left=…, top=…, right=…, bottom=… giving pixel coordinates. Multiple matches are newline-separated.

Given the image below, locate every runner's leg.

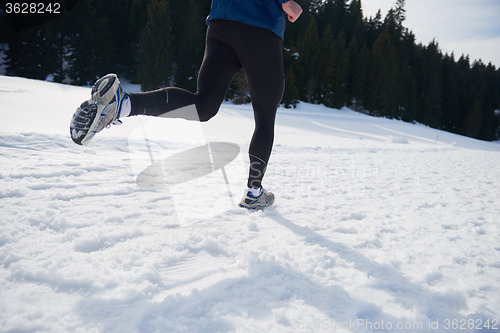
left=127, top=21, right=242, bottom=121
left=228, top=22, right=285, bottom=189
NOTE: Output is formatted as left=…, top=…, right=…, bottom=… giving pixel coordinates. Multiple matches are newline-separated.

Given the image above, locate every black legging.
left=128, top=19, right=285, bottom=189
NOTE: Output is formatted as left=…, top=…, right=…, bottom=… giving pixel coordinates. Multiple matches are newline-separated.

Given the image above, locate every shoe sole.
left=70, top=74, right=120, bottom=145
left=239, top=203, right=274, bottom=210
left=70, top=100, right=98, bottom=145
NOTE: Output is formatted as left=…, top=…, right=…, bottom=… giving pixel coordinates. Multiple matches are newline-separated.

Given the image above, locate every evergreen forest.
left=1, top=0, right=499, bottom=141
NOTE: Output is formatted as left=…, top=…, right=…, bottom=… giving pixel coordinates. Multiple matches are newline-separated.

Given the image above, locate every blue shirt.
left=206, top=0, right=289, bottom=39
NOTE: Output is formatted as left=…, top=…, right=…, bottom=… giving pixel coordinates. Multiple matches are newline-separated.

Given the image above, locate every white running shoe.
left=70, top=73, right=128, bottom=145
left=239, top=186, right=275, bottom=209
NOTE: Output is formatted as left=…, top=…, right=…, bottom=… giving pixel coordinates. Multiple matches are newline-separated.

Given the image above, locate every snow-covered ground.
left=1, top=75, right=499, bottom=332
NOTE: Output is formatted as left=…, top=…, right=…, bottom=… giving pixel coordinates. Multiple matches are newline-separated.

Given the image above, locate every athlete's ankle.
left=119, top=94, right=131, bottom=118
left=247, top=186, right=262, bottom=197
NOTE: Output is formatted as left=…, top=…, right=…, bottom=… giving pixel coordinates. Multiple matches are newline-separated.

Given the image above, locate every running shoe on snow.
left=239, top=186, right=275, bottom=209
left=70, top=73, right=128, bottom=145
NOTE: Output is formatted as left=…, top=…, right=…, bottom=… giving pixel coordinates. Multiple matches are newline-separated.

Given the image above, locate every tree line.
left=1, top=0, right=499, bottom=141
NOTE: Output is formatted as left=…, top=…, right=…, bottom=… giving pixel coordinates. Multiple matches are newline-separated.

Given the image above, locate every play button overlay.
left=136, top=142, right=240, bottom=189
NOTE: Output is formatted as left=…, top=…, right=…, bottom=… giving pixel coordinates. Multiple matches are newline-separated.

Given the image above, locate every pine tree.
left=296, top=17, right=320, bottom=103
left=455, top=55, right=471, bottom=136
left=319, top=24, right=336, bottom=107
left=371, top=32, right=399, bottom=117
left=319, top=26, right=348, bottom=108
left=4, top=22, right=61, bottom=81
left=468, top=60, right=498, bottom=140
left=352, top=44, right=373, bottom=113
left=482, top=63, right=500, bottom=140
left=464, top=98, right=482, bottom=138
left=67, top=0, right=113, bottom=85
left=441, top=53, right=460, bottom=133
left=283, top=67, right=300, bottom=108
left=136, top=0, right=175, bottom=91
left=319, top=0, right=347, bottom=36
left=383, top=1, right=405, bottom=48
left=128, top=0, right=150, bottom=82
left=175, top=0, right=205, bottom=92
left=345, top=0, right=364, bottom=42
left=343, top=0, right=364, bottom=102
left=97, top=0, right=134, bottom=76
left=396, top=59, right=418, bottom=122
left=394, top=0, right=406, bottom=27
left=364, top=10, right=382, bottom=47
left=395, top=29, right=418, bottom=122
left=415, top=40, right=443, bottom=128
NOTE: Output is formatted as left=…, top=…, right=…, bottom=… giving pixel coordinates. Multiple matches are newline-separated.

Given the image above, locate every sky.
left=361, top=0, right=500, bottom=68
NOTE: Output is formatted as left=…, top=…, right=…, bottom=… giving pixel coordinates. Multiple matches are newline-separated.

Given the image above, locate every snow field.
left=1, top=76, right=500, bottom=332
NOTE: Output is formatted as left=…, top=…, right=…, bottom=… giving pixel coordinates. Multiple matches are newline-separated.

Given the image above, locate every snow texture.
left=1, top=75, right=500, bottom=332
